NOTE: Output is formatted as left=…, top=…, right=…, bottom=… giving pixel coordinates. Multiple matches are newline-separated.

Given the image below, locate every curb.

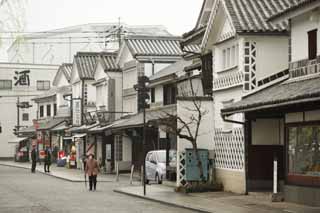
left=113, top=189, right=213, bottom=213
left=0, top=163, right=113, bottom=183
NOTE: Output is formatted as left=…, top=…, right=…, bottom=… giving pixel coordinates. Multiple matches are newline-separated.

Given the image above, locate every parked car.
left=145, top=150, right=177, bottom=184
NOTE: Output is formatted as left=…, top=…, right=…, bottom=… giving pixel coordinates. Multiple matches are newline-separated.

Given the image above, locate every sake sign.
left=72, top=98, right=82, bottom=126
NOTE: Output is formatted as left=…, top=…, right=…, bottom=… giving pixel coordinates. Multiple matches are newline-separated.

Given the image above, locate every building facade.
left=0, top=62, right=59, bottom=159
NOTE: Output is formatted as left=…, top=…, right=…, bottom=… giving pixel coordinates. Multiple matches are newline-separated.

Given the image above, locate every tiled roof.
left=221, top=76, right=320, bottom=115
left=269, top=0, right=319, bottom=20
left=37, top=117, right=68, bottom=131
left=61, top=63, right=73, bottom=81
left=149, top=60, right=192, bottom=82
left=74, top=52, right=101, bottom=79
left=223, top=0, right=289, bottom=33
left=100, top=53, right=120, bottom=72
left=125, top=36, right=199, bottom=57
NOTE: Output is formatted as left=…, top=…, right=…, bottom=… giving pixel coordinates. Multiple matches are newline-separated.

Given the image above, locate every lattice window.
left=213, top=128, right=244, bottom=171
left=243, top=41, right=257, bottom=91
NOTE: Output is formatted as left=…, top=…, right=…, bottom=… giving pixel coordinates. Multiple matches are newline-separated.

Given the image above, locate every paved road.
left=0, top=165, right=196, bottom=213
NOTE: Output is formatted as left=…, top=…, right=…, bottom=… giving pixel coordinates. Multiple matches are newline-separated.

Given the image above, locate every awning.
left=111, top=105, right=177, bottom=130
left=51, top=122, right=70, bottom=132
left=36, top=117, right=69, bottom=131
left=221, top=76, right=320, bottom=116
left=8, top=137, right=29, bottom=144
left=89, top=123, right=116, bottom=134
left=18, top=125, right=36, bottom=134
left=73, top=133, right=87, bottom=138
left=67, top=123, right=99, bottom=133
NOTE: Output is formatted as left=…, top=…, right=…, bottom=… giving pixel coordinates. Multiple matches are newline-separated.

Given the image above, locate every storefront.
left=221, top=77, right=320, bottom=206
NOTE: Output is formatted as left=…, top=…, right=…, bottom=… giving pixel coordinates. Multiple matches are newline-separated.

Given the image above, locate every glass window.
left=39, top=105, right=44, bottom=118
left=0, top=80, right=12, bottom=90
left=37, top=81, right=50, bottom=90
left=46, top=104, right=51, bottom=117
left=288, top=125, right=320, bottom=177
left=54, top=103, right=57, bottom=116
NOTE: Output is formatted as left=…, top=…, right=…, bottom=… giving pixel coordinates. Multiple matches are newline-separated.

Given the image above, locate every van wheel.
left=155, top=173, right=162, bottom=184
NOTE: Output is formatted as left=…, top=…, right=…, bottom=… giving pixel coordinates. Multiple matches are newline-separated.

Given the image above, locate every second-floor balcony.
left=289, top=57, right=320, bottom=79
left=213, top=66, right=243, bottom=91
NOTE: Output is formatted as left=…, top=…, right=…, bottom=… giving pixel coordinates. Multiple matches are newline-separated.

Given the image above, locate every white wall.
left=123, top=96, right=137, bottom=114
left=123, top=68, right=137, bottom=90
left=154, top=85, right=163, bottom=104
left=213, top=86, right=243, bottom=129
left=251, top=119, right=284, bottom=145
left=0, top=63, right=58, bottom=158
left=291, top=11, right=320, bottom=62
left=144, top=63, right=171, bottom=77
left=177, top=99, right=214, bottom=152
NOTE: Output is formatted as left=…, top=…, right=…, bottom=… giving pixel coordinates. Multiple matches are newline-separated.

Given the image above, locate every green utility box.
left=185, top=149, right=209, bottom=181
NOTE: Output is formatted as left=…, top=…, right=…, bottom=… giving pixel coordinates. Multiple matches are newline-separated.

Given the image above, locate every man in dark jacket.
left=44, top=146, right=51, bottom=173
left=31, top=145, right=37, bottom=173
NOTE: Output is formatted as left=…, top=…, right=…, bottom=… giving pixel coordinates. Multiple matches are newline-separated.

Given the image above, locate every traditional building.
left=0, top=62, right=59, bottom=159
left=222, top=0, right=320, bottom=206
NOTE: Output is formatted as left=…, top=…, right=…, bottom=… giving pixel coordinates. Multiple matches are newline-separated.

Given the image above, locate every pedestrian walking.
left=85, top=153, right=100, bottom=191
left=44, top=145, right=51, bottom=173
left=31, top=145, right=37, bottom=173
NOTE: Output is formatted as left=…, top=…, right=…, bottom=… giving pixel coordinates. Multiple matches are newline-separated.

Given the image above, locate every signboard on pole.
left=72, top=98, right=82, bottom=126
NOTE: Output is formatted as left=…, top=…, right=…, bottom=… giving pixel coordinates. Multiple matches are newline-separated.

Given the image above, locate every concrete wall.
left=291, top=11, right=320, bottom=62
left=0, top=63, right=58, bottom=158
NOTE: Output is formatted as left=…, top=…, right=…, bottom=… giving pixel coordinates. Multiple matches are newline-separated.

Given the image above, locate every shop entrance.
left=247, top=118, right=285, bottom=191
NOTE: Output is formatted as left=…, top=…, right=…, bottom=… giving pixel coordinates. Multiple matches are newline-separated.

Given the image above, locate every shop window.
left=308, top=29, right=317, bottom=60
left=288, top=125, right=320, bottom=185
left=39, top=105, right=44, bottom=118
left=115, top=135, right=123, bottom=161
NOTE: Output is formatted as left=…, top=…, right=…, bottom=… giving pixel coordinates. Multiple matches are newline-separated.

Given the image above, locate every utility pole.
left=134, top=76, right=150, bottom=196
left=16, top=96, right=20, bottom=133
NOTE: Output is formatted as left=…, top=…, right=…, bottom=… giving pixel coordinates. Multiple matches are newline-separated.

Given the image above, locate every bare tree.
left=158, top=75, right=208, bottom=182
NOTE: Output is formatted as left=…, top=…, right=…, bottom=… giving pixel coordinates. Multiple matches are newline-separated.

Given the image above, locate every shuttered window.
left=308, top=29, right=317, bottom=60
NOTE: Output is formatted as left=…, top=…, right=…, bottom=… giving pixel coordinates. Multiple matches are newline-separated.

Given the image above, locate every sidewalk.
left=0, top=161, right=116, bottom=182
left=114, top=184, right=320, bottom=213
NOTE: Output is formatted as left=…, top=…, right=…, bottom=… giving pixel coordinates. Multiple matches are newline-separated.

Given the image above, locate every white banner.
left=72, top=99, right=82, bottom=126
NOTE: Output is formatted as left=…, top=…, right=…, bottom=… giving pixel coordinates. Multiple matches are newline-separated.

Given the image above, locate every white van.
left=145, top=150, right=167, bottom=184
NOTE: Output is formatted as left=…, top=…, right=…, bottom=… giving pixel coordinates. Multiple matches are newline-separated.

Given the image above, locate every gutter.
left=221, top=113, right=245, bottom=125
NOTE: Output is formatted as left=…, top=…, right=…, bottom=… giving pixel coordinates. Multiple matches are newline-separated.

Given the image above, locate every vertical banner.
left=72, top=99, right=82, bottom=126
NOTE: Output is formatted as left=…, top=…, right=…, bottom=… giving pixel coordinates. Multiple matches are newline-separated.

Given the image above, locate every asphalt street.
left=0, top=165, right=196, bottom=213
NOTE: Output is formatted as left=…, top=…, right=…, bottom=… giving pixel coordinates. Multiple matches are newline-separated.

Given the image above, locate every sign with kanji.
left=14, top=70, right=30, bottom=86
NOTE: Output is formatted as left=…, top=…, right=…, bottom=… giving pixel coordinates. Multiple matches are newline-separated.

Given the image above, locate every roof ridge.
left=125, top=35, right=182, bottom=40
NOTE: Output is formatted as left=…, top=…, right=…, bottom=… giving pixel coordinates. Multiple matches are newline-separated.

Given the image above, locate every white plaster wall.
left=117, top=45, right=134, bottom=68
left=144, top=63, right=171, bottom=77
left=251, top=118, right=284, bottom=145
left=54, top=71, right=69, bottom=87
left=123, top=68, right=137, bottom=90
left=154, top=85, right=163, bottom=104
left=177, top=99, right=214, bottom=152
left=213, top=86, right=243, bottom=129
left=245, top=36, right=289, bottom=80
left=0, top=63, right=58, bottom=158
left=109, top=72, right=123, bottom=119
left=123, top=95, right=137, bottom=114
left=85, top=81, right=96, bottom=104
left=72, top=81, right=82, bottom=99
left=291, top=11, right=320, bottom=62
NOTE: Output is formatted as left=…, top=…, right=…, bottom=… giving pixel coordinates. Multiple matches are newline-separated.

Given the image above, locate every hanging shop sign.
left=72, top=98, right=82, bottom=126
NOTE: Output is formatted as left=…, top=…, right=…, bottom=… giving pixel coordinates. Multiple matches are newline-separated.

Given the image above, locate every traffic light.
left=134, top=76, right=150, bottom=111
left=13, top=128, right=17, bottom=136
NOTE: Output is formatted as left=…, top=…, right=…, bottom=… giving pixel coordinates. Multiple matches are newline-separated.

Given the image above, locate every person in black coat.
left=31, top=145, right=37, bottom=173
left=44, top=146, right=51, bottom=173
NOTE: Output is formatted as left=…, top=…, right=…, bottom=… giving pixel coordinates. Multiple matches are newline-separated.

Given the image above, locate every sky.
left=26, top=0, right=202, bottom=36
left=0, top=0, right=203, bottom=61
